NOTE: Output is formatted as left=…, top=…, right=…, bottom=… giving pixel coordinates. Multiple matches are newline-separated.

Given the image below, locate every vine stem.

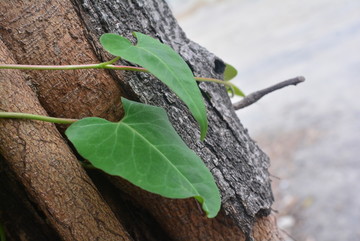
left=194, top=76, right=237, bottom=89
left=0, top=61, right=234, bottom=86
left=0, top=63, right=130, bottom=71
left=0, top=60, right=241, bottom=124
left=0, top=112, right=78, bottom=124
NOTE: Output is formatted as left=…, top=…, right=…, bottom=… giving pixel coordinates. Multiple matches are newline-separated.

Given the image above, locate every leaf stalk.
left=0, top=112, right=78, bottom=124
left=0, top=63, right=234, bottom=87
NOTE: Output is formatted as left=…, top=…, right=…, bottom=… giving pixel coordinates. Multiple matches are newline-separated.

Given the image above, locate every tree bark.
left=0, top=0, right=282, bottom=240
left=0, top=39, right=131, bottom=241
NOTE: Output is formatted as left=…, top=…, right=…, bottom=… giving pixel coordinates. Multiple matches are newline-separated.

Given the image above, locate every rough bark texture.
left=0, top=0, right=126, bottom=122
left=0, top=0, right=282, bottom=240
left=0, top=39, right=131, bottom=240
left=253, top=215, right=284, bottom=241
left=0, top=155, right=61, bottom=241
left=72, top=0, right=275, bottom=239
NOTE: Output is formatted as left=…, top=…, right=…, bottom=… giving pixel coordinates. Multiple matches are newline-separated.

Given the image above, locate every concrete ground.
left=168, top=0, right=360, bottom=240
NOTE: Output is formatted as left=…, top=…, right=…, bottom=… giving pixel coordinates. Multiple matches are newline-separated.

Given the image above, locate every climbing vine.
left=0, top=32, right=243, bottom=218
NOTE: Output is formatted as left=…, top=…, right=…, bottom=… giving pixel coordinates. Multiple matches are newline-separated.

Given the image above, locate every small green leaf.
left=65, top=98, right=221, bottom=218
left=227, top=84, right=245, bottom=97
left=223, top=63, right=244, bottom=97
left=224, top=63, right=238, bottom=81
left=233, top=85, right=245, bottom=97
left=100, top=32, right=208, bottom=140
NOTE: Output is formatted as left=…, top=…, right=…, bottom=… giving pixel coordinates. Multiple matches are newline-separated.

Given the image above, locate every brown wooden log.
left=0, top=1, right=171, bottom=240
left=0, top=0, right=283, bottom=240
left=252, top=215, right=285, bottom=240
left=0, top=155, right=61, bottom=241
left=0, top=0, right=126, bottom=121
left=0, top=39, right=131, bottom=241
left=107, top=177, right=246, bottom=240
left=72, top=1, right=280, bottom=240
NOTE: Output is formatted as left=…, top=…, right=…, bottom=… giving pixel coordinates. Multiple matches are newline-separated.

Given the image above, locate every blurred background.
left=167, top=0, right=360, bottom=240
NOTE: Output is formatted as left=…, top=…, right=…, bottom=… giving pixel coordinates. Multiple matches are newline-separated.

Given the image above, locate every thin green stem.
left=0, top=63, right=150, bottom=72
left=0, top=62, right=235, bottom=87
left=0, top=63, right=103, bottom=70
left=99, top=56, right=121, bottom=66
left=104, top=64, right=150, bottom=73
left=195, top=76, right=235, bottom=88
left=0, top=112, right=78, bottom=124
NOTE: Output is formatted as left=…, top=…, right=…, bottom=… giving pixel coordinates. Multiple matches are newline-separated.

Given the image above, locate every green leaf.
left=232, top=85, right=245, bottom=97
left=223, top=63, right=244, bottom=97
left=100, top=32, right=208, bottom=140
left=227, top=84, right=245, bottom=97
left=65, top=98, right=221, bottom=218
left=224, top=63, right=238, bottom=81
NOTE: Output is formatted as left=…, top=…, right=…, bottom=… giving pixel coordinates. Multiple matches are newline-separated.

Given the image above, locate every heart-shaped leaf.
left=224, top=63, right=238, bottom=81
left=100, top=32, right=208, bottom=140
left=65, top=98, right=221, bottom=218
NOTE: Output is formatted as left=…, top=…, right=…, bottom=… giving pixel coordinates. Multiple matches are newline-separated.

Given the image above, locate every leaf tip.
left=200, top=129, right=207, bottom=141
left=224, top=63, right=238, bottom=81
left=205, top=201, right=221, bottom=218
left=195, top=192, right=221, bottom=218
left=99, top=33, right=132, bottom=57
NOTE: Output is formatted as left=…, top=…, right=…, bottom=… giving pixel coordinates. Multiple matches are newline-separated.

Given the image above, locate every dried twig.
left=233, top=76, right=305, bottom=110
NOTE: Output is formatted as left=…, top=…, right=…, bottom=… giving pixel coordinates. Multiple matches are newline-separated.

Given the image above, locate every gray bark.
left=72, top=0, right=273, bottom=237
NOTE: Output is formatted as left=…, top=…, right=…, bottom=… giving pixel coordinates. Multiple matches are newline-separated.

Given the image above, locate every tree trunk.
left=0, top=0, right=283, bottom=240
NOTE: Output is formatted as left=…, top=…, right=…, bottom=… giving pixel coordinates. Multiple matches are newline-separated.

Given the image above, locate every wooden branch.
left=233, top=76, right=305, bottom=110
left=73, top=0, right=277, bottom=239
left=0, top=38, right=131, bottom=240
